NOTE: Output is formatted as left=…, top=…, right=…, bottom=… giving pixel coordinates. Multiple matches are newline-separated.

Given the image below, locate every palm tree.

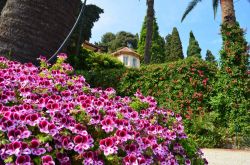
left=181, top=0, right=239, bottom=25
left=0, top=0, right=81, bottom=65
left=0, top=0, right=7, bottom=13
left=144, top=0, right=154, bottom=64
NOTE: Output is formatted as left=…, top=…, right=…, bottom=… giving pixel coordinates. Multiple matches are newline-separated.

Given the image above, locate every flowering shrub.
left=80, top=57, right=220, bottom=147
left=0, top=55, right=206, bottom=164
left=210, top=22, right=250, bottom=148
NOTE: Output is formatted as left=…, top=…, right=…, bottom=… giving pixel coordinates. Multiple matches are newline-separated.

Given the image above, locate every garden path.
left=202, top=148, right=250, bottom=165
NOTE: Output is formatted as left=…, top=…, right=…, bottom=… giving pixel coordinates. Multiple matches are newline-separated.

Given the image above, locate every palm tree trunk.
left=144, top=0, right=154, bottom=64
left=0, top=0, right=80, bottom=65
left=220, top=0, right=236, bottom=24
left=0, top=0, right=7, bottom=14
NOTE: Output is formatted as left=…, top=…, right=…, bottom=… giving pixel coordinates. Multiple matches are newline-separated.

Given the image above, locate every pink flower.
left=101, top=118, right=115, bottom=133
left=123, top=154, right=138, bottom=165
left=42, top=155, right=55, bottom=165
left=73, top=135, right=93, bottom=154
left=16, top=155, right=31, bottom=165
left=30, top=139, right=46, bottom=156
left=115, top=129, right=130, bottom=142
left=38, top=120, right=49, bottom=133
left=99, top=137, right=118, bottom=156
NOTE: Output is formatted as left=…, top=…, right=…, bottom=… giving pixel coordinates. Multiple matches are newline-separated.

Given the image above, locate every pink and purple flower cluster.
left=0, top=55, right=207, bottom=164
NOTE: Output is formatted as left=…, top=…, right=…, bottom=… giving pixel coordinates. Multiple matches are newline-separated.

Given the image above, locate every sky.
left=86, top=0, right=250, bottom=60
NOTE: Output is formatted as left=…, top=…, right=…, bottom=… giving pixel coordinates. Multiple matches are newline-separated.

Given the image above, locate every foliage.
left=168, top=27, right=184, bottom=61
left=220, top=22, right=249, bottom=73
left=0, top=55, right=207, bottom=164
left=187, top=31, right=202, bottom=58
left=99, top=32, right=116, bottom=51
left=210, top=22, right=250, bottom=148
left=85, top=52, right=124, bottom=71
left=67, top=4, right=103, bottom=55
left=80, top=57, right=221, bottom=147
left=205, top=50, right=216, bottom=64
left=81, top=4, right=104, bottom=42
left=181, top=0, right=203, bottom=22
left=77, top=68, right=127, bottom=90
left=68, top=48, right=124, bottom=71
left=181, top=0, right=224, bottom=22
left=137, top=16, right=165, bottom=64
left=99, top=31, right=138, bottom=53
left=165, top=34, right=172, bottom=61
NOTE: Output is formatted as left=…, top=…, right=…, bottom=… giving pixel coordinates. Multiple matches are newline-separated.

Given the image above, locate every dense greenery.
left=0, top=55, right=207, bottom=165
left=99, top=31, right=138, bottom=52
left=187, top=31, right=202, bottom=58
left=167, top=27, right=184, bottom=61
left=79, top=57, right=225, bottom=147
left=164, top=34, right=172, bottom=61
left=79, top=41, right=250, bottom=148
left=210, top=22, right=250, bottom=148
left=67, top=4, right=103, bottom=55
left=137, top=16, right=165, bottom=64
left=205, top=50, right=216, bottom=64
left=68, top=48, right=124, bottom=71
left=80, top=5, right=104, bottom=42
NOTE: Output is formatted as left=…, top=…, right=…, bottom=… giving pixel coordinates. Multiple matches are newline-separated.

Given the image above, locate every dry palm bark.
left=0, top=0, right=80, bottom=65
left=220, top=0, right=236, bottom=24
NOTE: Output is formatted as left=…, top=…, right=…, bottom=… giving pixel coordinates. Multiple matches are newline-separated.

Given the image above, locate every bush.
left=68, top=48, right=124, bottom=71
left=209, top=22, right=250, bottom=148
left=0, top=55, right=206, bottom=164
left=79, top=57, right=222, bottom=147
left=76, top=68, right=127, bottom=90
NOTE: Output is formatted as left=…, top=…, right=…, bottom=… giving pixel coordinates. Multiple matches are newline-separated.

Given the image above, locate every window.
left=123, top=56, right=128, bottom=65
left=132, top=58, right=137, bottom=67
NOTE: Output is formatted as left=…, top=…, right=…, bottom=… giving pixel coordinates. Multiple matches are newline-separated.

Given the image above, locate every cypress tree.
left=138, top=16, right=165, bottom=64
left=164, top=34, right=172, bottom=62
left=168, top=27, right=184, bottom=61
left=187, top=31, right=202, bottom=58
left=205, top=50, right=216, bottom=63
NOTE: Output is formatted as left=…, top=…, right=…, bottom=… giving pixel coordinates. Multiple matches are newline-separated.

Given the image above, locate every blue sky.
left=87, top=0, right=250, bottom=60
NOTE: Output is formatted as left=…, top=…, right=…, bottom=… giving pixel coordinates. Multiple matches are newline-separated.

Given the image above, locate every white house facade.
left=112, top=47, right=141, bottom=68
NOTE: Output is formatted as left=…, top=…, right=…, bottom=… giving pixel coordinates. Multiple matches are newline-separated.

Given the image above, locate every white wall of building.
left=116, top=54, right=140, bottom=68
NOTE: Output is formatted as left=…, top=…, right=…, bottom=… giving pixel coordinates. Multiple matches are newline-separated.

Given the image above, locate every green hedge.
left=77, top=56, right=249, bottom=148
left=68, top=48, right=124, bottom=71
left=77, top=57, right=225, bottom=147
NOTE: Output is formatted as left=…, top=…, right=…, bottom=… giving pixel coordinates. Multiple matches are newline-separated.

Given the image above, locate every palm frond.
left=212, top=0, right=219, bottom=19
left=181, top=0, right=202, bottom=22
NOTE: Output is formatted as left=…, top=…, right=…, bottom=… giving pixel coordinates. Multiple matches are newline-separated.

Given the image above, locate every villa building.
left=112, top=47, right=141, bottom=68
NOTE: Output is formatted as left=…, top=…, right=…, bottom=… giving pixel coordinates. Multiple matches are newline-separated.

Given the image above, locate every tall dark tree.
left=99, top=31, right=138, bottom=53
left=169, top=27, right=184, bottom=61
left=77, top=5, right=103, bottom=44
left=138, top=16, right=165, bottom=64
left=0, top=0, right=81, bottom=65
left=187, top=31, right=202, bottom=58
left=101, top=32, right=116, bottom=46
left=112, top=31, right=138, bottom=51
left=144, top=0, right=154, bottom=64
left=165, top=34, right=172, bottom=62
left=205, top=50, right=216, bottom=63
left=68, top=4, right=103, bottom=56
